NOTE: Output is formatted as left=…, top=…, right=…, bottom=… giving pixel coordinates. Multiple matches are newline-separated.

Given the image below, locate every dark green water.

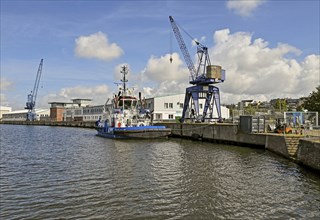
left=0, top=124, right=319, bottom=219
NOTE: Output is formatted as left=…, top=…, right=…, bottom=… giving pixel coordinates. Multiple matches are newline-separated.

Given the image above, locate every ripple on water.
left=0, top=125, right=320, bottom=219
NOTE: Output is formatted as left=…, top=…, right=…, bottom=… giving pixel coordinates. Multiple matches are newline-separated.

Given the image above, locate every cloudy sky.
left=1, top=0, right=319, bottom=110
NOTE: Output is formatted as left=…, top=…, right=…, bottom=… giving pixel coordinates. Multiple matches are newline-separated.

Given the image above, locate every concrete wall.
left=265, top=135, right=290, bottom=158
left=297, top=139, right=320, bottom=172
left=162, top=123, right=265, bottom=147
left=0, top=120, right=96, bottom=128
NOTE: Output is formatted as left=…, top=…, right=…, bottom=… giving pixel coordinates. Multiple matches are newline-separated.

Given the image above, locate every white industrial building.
left=145, top=94, right=230, bottom=122
left=82, top=105, right=104, bottom=121
left=1, top=94, right=229, bottom=122
left=145, top=94, right=185, bottom=121
left=60, top=93, right=229, bottom=122
left=2, top=109, right=50, bottom=121
left=0, top=106, right=12, bottom=120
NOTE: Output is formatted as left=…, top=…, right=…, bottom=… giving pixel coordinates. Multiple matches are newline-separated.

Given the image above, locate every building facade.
left=0, top=106, right=12, bottom=120
left=2, top=109, right=50, bottom=121
left=146, top=94, right=230, bottom=122
left=49, top=99, right=92, bottom=122
left=82, top=105, right=104, bottom=121
left=48, top=95, right=230, bottom=122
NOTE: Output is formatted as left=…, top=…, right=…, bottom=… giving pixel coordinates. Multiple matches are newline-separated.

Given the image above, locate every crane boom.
left=169, top=16, right=197, bottom=81
left=32, top=58, right=43, bottom=108
left=25, top=59, right=43, bottom=121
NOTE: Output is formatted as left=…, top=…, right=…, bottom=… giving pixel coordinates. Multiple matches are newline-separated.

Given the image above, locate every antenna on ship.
left=120, top=65, right=128, bottom=95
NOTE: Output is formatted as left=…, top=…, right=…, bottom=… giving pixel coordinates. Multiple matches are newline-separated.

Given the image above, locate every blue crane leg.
left=181, top=90, right=191, bottom=122
left=213, top=87, right=222, bottom=121
left=191, top=89, right=200, bottom=117
left=202, top=91, right=213, bottom=122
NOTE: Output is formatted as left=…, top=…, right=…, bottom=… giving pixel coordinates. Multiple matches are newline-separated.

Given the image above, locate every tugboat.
left=96, top=65, right=171, bottom=139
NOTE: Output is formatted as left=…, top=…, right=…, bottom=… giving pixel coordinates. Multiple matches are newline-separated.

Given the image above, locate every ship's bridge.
left=117, top=96, right=138, bottom=110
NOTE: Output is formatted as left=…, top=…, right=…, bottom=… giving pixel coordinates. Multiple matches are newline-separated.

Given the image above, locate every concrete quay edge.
left=1, top=121, right=319, bottom=173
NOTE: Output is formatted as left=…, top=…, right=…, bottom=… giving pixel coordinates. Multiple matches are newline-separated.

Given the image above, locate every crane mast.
left=169, top=16, right=225, bottom=122
left=25, top=59, right=43, bottom=121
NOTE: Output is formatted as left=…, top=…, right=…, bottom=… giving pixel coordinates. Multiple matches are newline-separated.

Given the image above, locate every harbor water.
left=0, top=124, right=319, bottom=219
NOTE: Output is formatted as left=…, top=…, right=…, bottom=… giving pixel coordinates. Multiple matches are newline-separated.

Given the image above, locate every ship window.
left=118, top=100, right=124, bottom=108
left=132, top=100, right=137, bottom=108
left=124, top=100, right=132, bottom=109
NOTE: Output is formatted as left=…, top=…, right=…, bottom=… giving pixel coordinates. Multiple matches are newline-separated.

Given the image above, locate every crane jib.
left=169, top=16, right=197, bottom=81
left=25, top=59, right=44, bottom=121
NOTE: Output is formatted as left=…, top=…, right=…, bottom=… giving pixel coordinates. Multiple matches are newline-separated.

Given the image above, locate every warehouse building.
left=1, top=109, right=50, bottom=121
left=0, top=106, right=12, bottom=120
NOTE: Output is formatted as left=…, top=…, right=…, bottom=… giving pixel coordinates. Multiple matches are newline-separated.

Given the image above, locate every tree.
left=273, top=99, right=287, bottom=112
left=244, top=104, right=257, bottom=115
left=303, top=86, right=320, bottom=112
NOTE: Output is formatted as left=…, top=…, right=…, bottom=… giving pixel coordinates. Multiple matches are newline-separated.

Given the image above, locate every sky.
left=1, top=0, right=319, bottom=110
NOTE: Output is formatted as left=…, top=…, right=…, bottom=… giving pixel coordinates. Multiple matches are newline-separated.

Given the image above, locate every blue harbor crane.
left=25, top=59, right=43, bottom=121
left=169, top=16, right=225, bottom=122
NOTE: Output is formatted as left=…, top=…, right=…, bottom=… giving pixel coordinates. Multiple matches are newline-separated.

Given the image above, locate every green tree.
left=296, top=105, right=304, bottom=111
left=274, top=99, right=287, bottom=112
left=303, top=86, right=320, bottom=112
left=244, top=104, right=256, bottom=115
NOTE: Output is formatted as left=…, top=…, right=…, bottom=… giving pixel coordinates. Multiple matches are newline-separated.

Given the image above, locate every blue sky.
left=1, top=0, right=319, bottom=110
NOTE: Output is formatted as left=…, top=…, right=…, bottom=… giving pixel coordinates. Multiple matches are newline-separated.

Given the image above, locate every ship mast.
left=120, top=65, right=128, bottom=95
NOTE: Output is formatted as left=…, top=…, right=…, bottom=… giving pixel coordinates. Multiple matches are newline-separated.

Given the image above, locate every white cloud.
left=0, top=78, right=13, bottom=91
left=227, top=0, right=266, bottom=17
left=75, top=31, right=124, bottom=61
left=0, top=77, right=13, bottom=106
left=134, top=53, right=190, bottom=97
left=0, top=93, right=9, bottom=106
left=140, top=53, right=189, bottom=82
left=45, top=28, right=319, bottom=107
left=140, top=81, right=189, bottom=98
left=134, top=28, right=319, bottom=104
left=39, top=84, right=110, bottom=108
left=210, top=28, right=319, bottom=103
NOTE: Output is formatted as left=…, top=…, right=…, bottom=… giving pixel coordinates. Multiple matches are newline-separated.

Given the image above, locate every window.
left=168, top=114, right=174, bottom=119
left=124, top=100, right=132, bottom=109
left=180, top=103, right=184, bottom=108
left=164, top=103, right=168, bottom=109
left=200, top=104, right=203, bottom=109
left=169, top=103, right=173, bottom=108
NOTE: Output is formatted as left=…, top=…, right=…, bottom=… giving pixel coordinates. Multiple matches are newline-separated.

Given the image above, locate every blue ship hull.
left=96, top=125, right=171, bottom=139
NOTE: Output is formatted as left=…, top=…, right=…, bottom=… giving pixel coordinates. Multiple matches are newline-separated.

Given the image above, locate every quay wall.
left=265, top=135, right=290, bottom=159
left=162, top=123, right=266, bottom=147
left=297, top=139, right=320, bottom=172
left=0, top=120, right=96, bottom=128
left=1, top=121, right=319, bottom=172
